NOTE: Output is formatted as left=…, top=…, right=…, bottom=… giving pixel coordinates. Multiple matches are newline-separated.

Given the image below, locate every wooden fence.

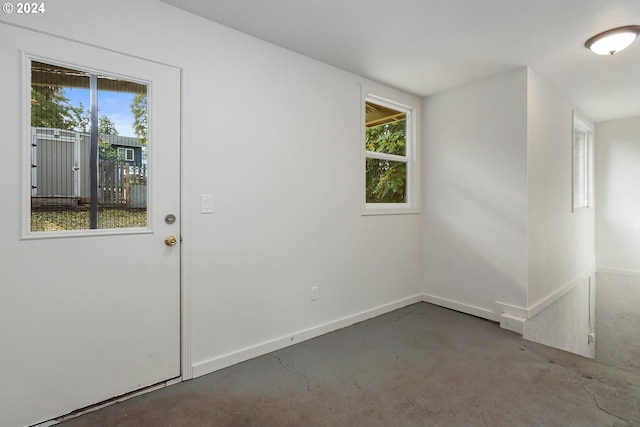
left=99, top=160, right=147, bottom=208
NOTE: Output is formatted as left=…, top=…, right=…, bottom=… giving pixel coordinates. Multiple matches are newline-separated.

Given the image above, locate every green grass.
left=31, top=208, right=147, bottom=231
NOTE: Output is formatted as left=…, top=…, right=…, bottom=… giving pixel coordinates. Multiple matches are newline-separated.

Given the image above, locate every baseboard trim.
left=597, top=267, right=640, bottom=278
left=192, top=271, right=594, bottom=379
left=192, top=294, right=423, bottom=378
left=494, top=300, right=528, bottom=319
left=421, top=293, right=500, bottom=322
left=500, top=313, right=526, bottom=335
left=527, top=270, right=594, bottom=318
left=494, top=269, right=595, bottom=320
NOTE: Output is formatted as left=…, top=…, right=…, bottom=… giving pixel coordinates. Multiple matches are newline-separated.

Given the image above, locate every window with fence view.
left=30, top=60, right=148, bottom=232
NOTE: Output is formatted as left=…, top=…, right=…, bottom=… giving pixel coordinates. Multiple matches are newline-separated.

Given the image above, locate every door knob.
left=164, top=235, right=177, bottom=246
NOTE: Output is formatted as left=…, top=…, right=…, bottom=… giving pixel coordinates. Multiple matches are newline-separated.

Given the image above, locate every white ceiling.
left=159, top=0, right=640, bottom=122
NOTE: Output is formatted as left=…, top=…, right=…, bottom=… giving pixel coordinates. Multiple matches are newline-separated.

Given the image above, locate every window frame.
left=572, top=113, right=593, bottom=211
left=23, top=54, right=152, bottom=239
left=362, top=92, right=418, bottom=215
left=118, top=147, right=135, bottom=162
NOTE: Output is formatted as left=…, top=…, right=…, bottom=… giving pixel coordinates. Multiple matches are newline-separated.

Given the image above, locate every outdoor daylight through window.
left=363, top=94, right=416, bottom=214
left=29, top=60, right=149, bottom=232
left=572, top=115, right=591, bottom=210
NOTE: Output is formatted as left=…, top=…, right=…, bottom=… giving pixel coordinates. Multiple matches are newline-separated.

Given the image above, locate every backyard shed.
left=31, top=126, right=147, bottom=207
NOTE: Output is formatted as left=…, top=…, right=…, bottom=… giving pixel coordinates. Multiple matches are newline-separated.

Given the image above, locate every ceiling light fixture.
left=585, top=25, right=640, bottom=55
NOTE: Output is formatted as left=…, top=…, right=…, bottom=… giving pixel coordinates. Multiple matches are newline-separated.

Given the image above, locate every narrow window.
left=572, top=114, right=592, bottom=210
left=363, top=94, right=416, bottom=214
left=30, top=60, right=148, bottom=232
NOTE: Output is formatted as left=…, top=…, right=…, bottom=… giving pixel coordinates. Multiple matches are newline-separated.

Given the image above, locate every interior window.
left=572, top=116, right=591, bottom=209
left=363, top=94, right=415, bottom=213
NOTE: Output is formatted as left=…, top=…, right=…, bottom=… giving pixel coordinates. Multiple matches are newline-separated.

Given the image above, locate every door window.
left=30, top=60, right=149, bottom=232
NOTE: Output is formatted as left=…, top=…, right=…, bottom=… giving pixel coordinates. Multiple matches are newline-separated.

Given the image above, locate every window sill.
left=572, top=206, right=592, bottom=213
left=362, top=204, right=420, bottom=216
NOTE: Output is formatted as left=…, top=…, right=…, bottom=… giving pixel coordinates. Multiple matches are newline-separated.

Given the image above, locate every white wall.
left=526, top=70, right=595, bottom=307
left=0, top=1, right=422, bottom=426
left=422, top=68, right=596, bottom=356
left=522, top=70, right=596, bottom=358
left=184, top=30, right=423, bottom=375
left=595, top=115, right=640, bottom=370
left=422, top=68, right=529, bottom=319
left=596, top=116, right=640, bottom=270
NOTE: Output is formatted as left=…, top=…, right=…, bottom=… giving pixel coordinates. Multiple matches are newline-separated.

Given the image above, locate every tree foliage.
left=365, top=120, right=406, bottom=156
left=98, top=140, right=123, bottom=160
left=32, top=84, right=133, bottom=162
left=130, top=93, right=147, bottom=145
left=31, top=86, right=84, bottom=130
left=97, top=116, right=121, bottom=160
left=32, top=88, right=120, bottom=138
left=98, top=115, right=119, bottom=136
left=365, top=120, right=407, bottom=203
left=73, top=102, right=90, bottom=133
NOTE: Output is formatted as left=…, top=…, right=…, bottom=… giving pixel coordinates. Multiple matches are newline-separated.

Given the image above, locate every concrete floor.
left=58, top=303, right=639, bottom=427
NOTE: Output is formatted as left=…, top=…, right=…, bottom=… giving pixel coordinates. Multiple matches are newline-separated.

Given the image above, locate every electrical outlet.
left=311, top=286, right=318, bottom=301
left=588, top=333, right=595, bottom=344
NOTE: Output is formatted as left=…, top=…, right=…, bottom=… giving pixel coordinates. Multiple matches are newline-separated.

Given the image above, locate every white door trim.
left=179, top=65, right=193, bottom=380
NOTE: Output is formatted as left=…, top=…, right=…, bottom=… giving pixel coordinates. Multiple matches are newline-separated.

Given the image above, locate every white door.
left=0, top=24, right=181, bottom=427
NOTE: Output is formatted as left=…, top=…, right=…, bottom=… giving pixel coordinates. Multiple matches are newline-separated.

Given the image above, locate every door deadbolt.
left=165, top=214, right=176, bottom=224
left=164, top=235, right=178, bottom=246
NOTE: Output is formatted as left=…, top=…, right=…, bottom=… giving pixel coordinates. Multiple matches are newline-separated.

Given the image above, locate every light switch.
left=201, top=194, right=213, bottom=214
